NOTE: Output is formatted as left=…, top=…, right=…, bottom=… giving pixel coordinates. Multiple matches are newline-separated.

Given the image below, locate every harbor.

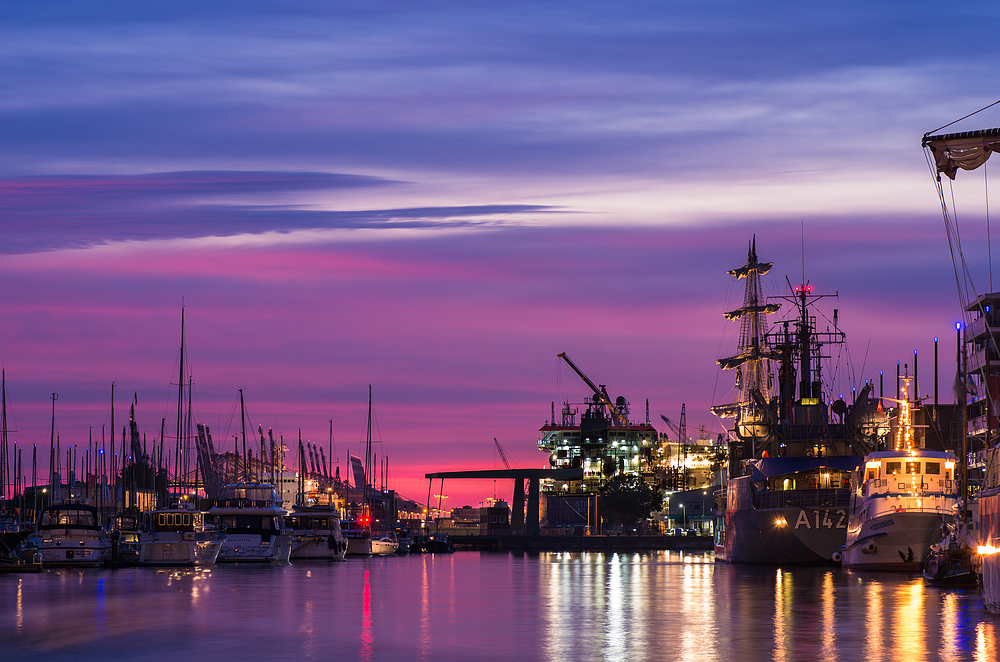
left=10, top=2, right=1000, bottom=660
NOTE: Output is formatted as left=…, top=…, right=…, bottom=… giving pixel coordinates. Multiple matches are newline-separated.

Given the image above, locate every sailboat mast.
left=365, top=385, right=372, bottom=523
left=1, top=370, right=7, bottom=510
left=960, top=324, right=969, bottom=525
left=188, top=376, right=195, bottom=494
left=49, top=392, right=57, bottom=501
left=175, top=305, right=185, bottom=497
left=239, top=388, right=247, bottom=482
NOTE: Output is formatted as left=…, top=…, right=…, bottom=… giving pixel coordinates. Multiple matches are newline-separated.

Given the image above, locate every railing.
left=752, top=488, right=851, bottom=510
left=969, top=315, right=989, bottom=341
left=968, top=348, right=989, bottom=373
left=864, top=478, right=955, bottom=495
left=213, top=499, right=275, bottom=509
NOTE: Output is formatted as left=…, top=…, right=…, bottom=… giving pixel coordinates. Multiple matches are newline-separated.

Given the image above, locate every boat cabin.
left=216, top=485, right=281, bottom=507
left=145, top=510, right=207, bottom=533
left=861, top=450, right=956, bottom=497
left=37, top=504, right=103, bottom=532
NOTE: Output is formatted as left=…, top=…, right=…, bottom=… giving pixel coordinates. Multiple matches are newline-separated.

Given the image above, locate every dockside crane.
left=659, top=404, right=687, bottom=444
left=556, top=352, right=629, bottom=427
left=494, top=437, right=514, bottom=470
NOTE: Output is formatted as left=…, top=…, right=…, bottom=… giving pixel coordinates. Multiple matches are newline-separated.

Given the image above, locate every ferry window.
left=925, top=462, right=941, bottom=475
left=159, top=514, right=166, bottom=526
left=906, top=462, right=921, bottom=475
left=183, top=514, right=191, bottom=526
left=886, top=462, right=902, bottom=475
left=866, top=470, right=876, bottom=481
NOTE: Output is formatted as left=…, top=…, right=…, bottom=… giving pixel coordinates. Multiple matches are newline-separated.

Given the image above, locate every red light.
left=806, top=286, right=812, bottom=292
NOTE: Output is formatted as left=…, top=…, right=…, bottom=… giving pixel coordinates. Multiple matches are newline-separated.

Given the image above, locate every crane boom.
left=494, top=437, right=513, bottom=470
left=660, top=404, right=687, bottom=443
left=557, top=352, right=628, bottom=427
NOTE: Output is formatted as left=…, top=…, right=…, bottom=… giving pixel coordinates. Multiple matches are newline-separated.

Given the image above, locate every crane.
left=494, top=437, right=513, bottom=469
left=556, top=352, right=628, bottom=427
left=659, top=403, right=687, bottom=444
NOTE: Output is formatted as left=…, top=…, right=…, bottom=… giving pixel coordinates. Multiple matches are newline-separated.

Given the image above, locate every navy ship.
left=712, top=239, right=885, bottom=564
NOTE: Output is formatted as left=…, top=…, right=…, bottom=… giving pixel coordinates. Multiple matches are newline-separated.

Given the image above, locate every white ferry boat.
left=839, top=449, right=958, bottom=570
left=35, top=503, right=111, bottom=567
left=287, top=504, right=347, bottom=560
left=139, top=504, right=227, bottom=566
left=209, top=484, right=291, bottom=563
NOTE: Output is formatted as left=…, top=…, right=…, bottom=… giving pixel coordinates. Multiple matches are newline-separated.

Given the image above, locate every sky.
left=1, top=0, right=999, bottom=507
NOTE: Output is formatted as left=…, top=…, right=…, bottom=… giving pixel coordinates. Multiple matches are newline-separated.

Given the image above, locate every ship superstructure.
left=538, top=353, right=658, bottom=493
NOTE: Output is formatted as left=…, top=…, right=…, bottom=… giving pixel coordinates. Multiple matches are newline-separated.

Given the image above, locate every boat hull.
left=140, top=533, right=225, bottom=566
left=718, top=504, right=848, bottom=565
left=981, top=489, right=1000, bottom=612
left=217, top=533, right=291, bottom=563
left=37, top=540, right=110, bottom=567
left=290, top=535, right=347, bottom=560
left=345, top=535, right=371, bottom=556
left=370, top=538, right=398, bottom=555
left=842, top=511, right=946, bottom=571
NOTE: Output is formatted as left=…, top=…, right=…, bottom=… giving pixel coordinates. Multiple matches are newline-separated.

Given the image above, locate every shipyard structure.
left=534, top=352, right=724, bottom=534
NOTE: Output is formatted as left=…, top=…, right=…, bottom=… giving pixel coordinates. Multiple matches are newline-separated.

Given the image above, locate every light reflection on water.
left=0, top=552, right=995, bottom=661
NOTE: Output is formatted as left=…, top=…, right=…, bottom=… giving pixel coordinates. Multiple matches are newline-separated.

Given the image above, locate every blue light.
left=957, top=322, right=962, bottom=330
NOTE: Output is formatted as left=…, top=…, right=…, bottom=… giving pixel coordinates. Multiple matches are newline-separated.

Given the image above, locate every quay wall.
left=452, top=535, right=713, bottom=552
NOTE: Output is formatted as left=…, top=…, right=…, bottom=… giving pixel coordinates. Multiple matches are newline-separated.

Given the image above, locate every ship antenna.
left=800, top=219, right=805, bottom=287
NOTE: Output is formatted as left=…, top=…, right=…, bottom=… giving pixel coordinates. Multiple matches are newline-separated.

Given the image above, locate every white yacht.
left=370, top=531, right=399, bottom=556
left=839, top=448, right=959, bottom=570
left=287, top=504, right=347, bottom=561
left=35, top=503, right=111, bottom=567
left=343, top=518, right=372, bottom=556
left=139, top=504, right=226, bottom=566
left=209, top=484, right=291, bottom=563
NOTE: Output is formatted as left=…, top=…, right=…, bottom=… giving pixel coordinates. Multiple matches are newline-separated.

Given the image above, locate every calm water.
left=1, top=551, right=997, bottom=661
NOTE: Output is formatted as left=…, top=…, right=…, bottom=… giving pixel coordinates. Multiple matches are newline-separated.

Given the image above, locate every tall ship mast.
left=923, top=121, right=1000, bottom=600
left=711, top=237, right=782, bottom=448
left=713, top=239, right=885, bottom=565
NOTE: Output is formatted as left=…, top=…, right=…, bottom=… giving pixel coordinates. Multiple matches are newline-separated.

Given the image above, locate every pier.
left=424, top=468, right=583, bottom=536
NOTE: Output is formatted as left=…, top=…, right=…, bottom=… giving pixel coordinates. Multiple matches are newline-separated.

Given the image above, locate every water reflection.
left=15, top=578, right=23, bottom=633
left=0, top=554, right=995, bottom=661
left=361, top=568, right=372, bottom=662
left=773, top=569, right=787, bottom=662
left=865, top=578, right=884, bottom=657
left=821, top=571, right=836, bottom=659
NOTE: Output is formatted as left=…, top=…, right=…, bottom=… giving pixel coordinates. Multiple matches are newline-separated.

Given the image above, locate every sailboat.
left=344, top=386, right=398, bottom=556
left=712, top=239, right=885, bottom=565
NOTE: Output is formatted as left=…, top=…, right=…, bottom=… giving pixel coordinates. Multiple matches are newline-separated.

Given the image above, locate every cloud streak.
left=0, top=170, right=557, bottom=253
